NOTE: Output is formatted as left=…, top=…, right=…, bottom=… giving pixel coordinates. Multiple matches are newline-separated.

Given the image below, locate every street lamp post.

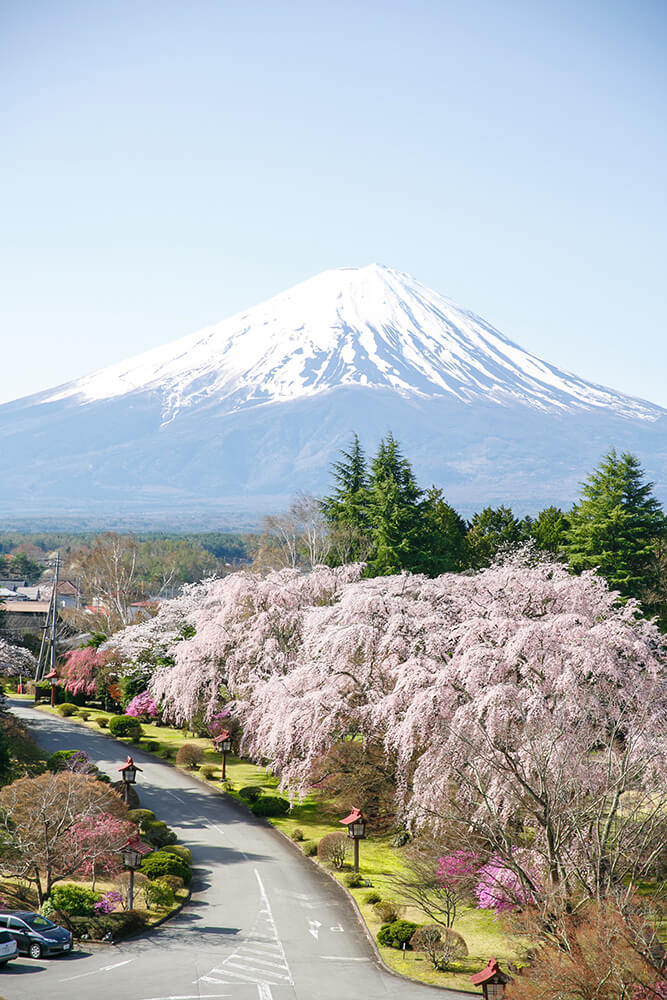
left=118, top=755, right=142, bottom=805
left=120, top=837, right=151, bottom=910
left=340, top=807, right=367, bottom=874
left=45, top=668, right=58, bottom=707
left=213, top=729, right=232, bottom=781
left=470, top=956, right=512, bottom=998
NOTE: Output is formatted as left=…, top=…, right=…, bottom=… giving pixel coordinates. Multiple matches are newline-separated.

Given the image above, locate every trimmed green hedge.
left=250, top=795, right=290, bottom=817
left=108, top=715, right=143, bottom=739
left=377, top=920, right=420, bottom=949
left=141, top=850, right=191, bottom=885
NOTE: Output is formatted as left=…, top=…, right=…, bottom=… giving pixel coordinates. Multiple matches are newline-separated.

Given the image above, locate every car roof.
left=2, top=911, right=35, bottom=918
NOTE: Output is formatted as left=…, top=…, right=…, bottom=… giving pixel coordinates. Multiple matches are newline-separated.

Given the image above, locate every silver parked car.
left=0, top=930, right=18, bottom=966
left=0, top=912, right=73, bottom=959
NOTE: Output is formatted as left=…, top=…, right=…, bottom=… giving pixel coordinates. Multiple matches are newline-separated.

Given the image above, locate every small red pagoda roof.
left=122, top=836, right=152, bottom=856
left=471, top=956, right=510, bottom=986
left=118, top=755, right=143, bottom=774
left=213, top=729, right=232, bottom=744
left=340, top=807, right=364, bottom=826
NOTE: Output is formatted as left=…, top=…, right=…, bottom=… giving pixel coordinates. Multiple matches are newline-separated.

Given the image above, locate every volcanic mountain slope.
left=1, top=264, right=666, bottom=527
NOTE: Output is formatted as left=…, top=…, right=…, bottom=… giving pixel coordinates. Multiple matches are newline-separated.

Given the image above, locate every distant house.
left=1, top=600, right=51, bottom=640
left=56, top=580, right=79, bottom=608
left=128, top=600, right=159, bottom=623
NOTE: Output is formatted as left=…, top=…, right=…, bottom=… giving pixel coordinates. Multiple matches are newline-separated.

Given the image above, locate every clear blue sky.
left=2, top=0, right=666, bottom=406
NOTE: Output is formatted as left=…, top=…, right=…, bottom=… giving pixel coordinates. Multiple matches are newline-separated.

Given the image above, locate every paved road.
left=3, top=701, right=473, bottom=1000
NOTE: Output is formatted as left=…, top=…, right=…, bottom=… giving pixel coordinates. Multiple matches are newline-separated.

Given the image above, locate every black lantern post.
left=340, top=807, right=367, bottom=873
left=213, top=729, right=232, bottom=781
left=470, top=956, right=512, bottom=998
left=118, top=755, right=142, bottom=805
left=120, top=837, right=151, bottom=909
left=45, top=668, right=58, bottom=707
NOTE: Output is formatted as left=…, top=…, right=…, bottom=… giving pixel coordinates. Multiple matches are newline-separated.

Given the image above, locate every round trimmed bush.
left=251, top=796, right=290, bottom=817
left=47, top=749, right=86, bottom=772
left=176, top=742, right=204, bottom=769
left=199, top=763, right=218, bottom=780
left=128, top=808, right=156, bottom=829
left=373, top=900, right=400, bottom=924
left=302, top=841, right=318, bottom=857
left=143, top=819, right=177, bottom=848
left=377, top=920, right=419, bottom=949
left=78, top=709, right=91, bottom=721
left=97, top=716, right=109, bottom=728
left=290, top=828, right=304, bottom=842
left=49, top=884, right=101, bottom=916
left=142, top=740, right=160, bottom=752
left=317, top=832, right=348, bottom=869
left=161, top=844, right=192, bottom=865
left=57, top=703, right=78, bottom=717
left=144, top=879, right=175, bottom=909
left=364, top=891, right=382, bottom=905
left=141, top=850, right=191, bottom=885
left=239, top=786, right=263, bottom=803
left=108, top=715, right=143, bottom=739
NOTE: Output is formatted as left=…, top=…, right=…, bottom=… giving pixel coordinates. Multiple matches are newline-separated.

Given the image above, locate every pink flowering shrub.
left=437, top=850, right=481, bottom=888
left=474, top=854, right=540, bottom=915
left=61, top=647, right=115, bottom=697
left=126, top=690, right=159, bottom=719
left=94, top=891, right=122, bottom=914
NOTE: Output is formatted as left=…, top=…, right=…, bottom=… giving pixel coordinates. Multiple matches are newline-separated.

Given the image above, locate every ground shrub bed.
left=250, top=795, right=290, bottom=817
left=141, top=850, right=192, bottom=885
left=108, top=714, right=143, bottom=739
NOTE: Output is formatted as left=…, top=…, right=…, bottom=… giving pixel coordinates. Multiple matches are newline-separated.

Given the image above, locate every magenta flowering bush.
left=474, top=854, right=540, bottom=915
left=437, top=850, right=481, bottom=889
left=94, top=891, right=122, bottom=914
left=126, top=690, right=158, bottom=719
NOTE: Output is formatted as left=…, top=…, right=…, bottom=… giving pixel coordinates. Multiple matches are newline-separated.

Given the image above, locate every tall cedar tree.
left=365, top=433, right=425, bottom=576
left=465, top=505, right=523, bottom=568
left=565, top=449, right=666, bottom=600
left=419, top=488, right=468, bottom=574
left=320, top=434, right=371, bottom=563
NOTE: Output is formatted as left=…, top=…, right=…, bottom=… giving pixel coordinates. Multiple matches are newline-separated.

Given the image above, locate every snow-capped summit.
left=43, top=264, right=661, bottom=423
left=2, top=264, right=665, bottom=526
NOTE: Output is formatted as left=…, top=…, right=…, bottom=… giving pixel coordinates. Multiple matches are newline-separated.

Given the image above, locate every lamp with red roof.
left=470, top=956, right=511, bottom=999
left=340, top=807, right=367, bottom=873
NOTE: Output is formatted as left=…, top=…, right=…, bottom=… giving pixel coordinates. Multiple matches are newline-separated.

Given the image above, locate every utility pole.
left=35, top=552, right=60, bottom=685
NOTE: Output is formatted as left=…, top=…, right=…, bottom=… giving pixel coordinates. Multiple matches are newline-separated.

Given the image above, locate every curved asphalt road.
left=2, top=701, right=472, bottom=1000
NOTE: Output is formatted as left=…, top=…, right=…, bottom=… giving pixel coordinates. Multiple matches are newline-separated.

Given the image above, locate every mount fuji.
left=1, top=264, right=666, bottom=528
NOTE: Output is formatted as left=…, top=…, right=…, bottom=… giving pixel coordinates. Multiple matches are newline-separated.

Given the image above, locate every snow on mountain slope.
left=42, top=264, right=663, bottom=424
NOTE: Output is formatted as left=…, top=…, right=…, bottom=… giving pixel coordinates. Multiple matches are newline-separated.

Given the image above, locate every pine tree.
left=529, top=506, right=569, bottom=555
left=465, top=506, right=522, bottom=569
left=419, top=487, right=468, bottom=575
left=365, top=433, right=424, bottom=576
left=564, top=449, right=666, bottom=600
left=321, top=435, right=371, bottom=563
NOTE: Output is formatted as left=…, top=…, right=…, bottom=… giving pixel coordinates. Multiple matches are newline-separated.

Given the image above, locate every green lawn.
left=29, top=700, right=529, bottom=991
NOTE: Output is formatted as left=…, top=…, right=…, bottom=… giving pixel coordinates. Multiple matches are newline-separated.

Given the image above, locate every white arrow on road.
left=308, top=919, right=322, bottom=940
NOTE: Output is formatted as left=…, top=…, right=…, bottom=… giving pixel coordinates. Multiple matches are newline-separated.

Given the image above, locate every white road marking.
left=321, top=955, right=372, bottom=961
left=308, top=918, right=322, bottom=940
left=257, top=985, right=273, bottom=1000
left=142, top=995, right=232, bottom=999
left=329, top=923, right=345, bottom=932
left=60, top=957, right=134, bottom=981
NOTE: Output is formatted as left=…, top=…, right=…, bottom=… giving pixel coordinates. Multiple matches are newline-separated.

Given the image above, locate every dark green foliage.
left=364, top=890, right=382, bottom=904
left=418, top=488, right=468, bottom=575
left=57, top=703, right=79, bottom=717
left=49, top=884, right=101, bottom=916
left=250, top=795, right=290, bottom=817
left=466, top=505, right=523, bottom=568
left=365, top=433, right=424, bottom=576
left=142, top=819, right=177, bottom=848
left=526, top=506, right=569, bottom=555
left=565, top=450, right=666, bottom=601
left=302, top=840, right=318, bottom=856
left=144, top=879, right=175, bottom=909
left=97, top=716, right=109, bottom=728
left=143, top=740, right=160, bottom=752
left=108, top=714, right=143, bottom=739
left=161, top=844, right=192, bottom=864
left=238, top=786, right=263, bottom=802
left=47, top=749, right=84, bottom=772
left=140, top=850, right=191, bottom=884
left=0, top=728, right=12, bottom=786
left=377, top=919, right=419, bottom=949
left=66, top=910, right=147, bottom=941
left=321, top=434, right=371, bottom=562
left=290, top=828, right=304, bottom=842
left=128, top=808, right=156, bottom=828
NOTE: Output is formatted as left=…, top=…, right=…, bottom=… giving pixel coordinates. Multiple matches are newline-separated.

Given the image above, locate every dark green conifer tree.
left=365, top=433, right=425, bottom=576
left=465, top=505, right=522, bottom=569
left=418, top=487, right=468, bottom=575
left=564, top=449, right=666, bottom=600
